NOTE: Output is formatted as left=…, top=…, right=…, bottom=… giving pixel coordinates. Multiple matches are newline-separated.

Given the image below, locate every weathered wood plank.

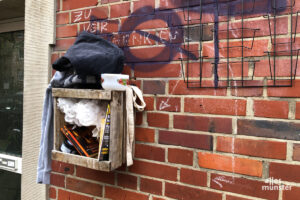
left=52, top=150, right=111, bottom=171
left=109, top=91, right=124, bottom=170
left=52, top=88, right=111, bottom=100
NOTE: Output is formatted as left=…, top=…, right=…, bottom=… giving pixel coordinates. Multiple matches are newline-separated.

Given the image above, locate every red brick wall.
left=51, top=0, right=300, bottom=199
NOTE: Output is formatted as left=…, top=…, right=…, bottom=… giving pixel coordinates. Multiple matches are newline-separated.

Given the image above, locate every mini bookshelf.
left=52, top=88, right=125, bottom=171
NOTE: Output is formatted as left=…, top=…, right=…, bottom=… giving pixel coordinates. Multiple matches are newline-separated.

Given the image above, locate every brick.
left=159, top=0, right=193, bottom=10
left=51, top=53, right=60, bottom=64
left=62, top=0, right=98, bottom=11
left=133, top=0, right=155, bottom=15
left=255, top=59, right=299, bottom=78
left=185, top=98, right=246, bottom=116
left=105, top=186, right=149, bottom=200
left=226, top=195, right=253, bottom=200
left=253, top=100, right=289, bottom=119
left=136, top=111, right=143, bottom=125
left=129, top=160, right=177, bottom=181
left=101, top=0, right=119, bottom=4
left=293, top=144, right=300, bottom=161
left=55, top=38, right=76, bottom=51
left=158, top=27, right=184, bottom=44
left=76, top=166, right=115, bottom=185
left=135, top=143, right=165, bottom=162
left=210, top=174, right=279, bottom=200
left=57, top=13, right=69, bottom=25
left=269, top=162, right=300, bottom=182
left=135, top=127, right=155, bottom=143
left=57, top=189, right=93, bottom=200
left=169, top=80, right=227, bottom=96
left=217, top=136, right=287, bottom=160
left=217, top=62, right=249, bottom=78
left=79, top=22, right=98, bottom=34
left=51, top=173, right=65, bottom=188
left=157, top=97, right=180, bottom=112
left=171, top=7, right=216, bottom=26
left=165, top=182, right=222, bottom=200
left=172, top=43, right=200, bottom=61
left=203, top=39, right=269, bottom=58
left=117, top=173, right=137, bottom=190
left=122, top=65, right=131, bottom=77
left=98, top=20, right=119, bottom=34
left=129, top=79, right=141, bottom=89
left=52, top=160, right=74, bottom=175
left=125, top=46, right=170, bottom=63
left=71, top=7, right=108, bottom=23
left=66, top=177, right=102, bottom=197
left=153, top=197, right=165, bottom=200
left=147, top=113, right=169, bottom=128
left=140, top=178, right=162, bottom=195
left=174, top=115, right=232, bottom=134
left=295, top=102, right=300, bottom=119
left=181, top=62, right=212, bottom=79
left=218, top=17, right=288, bottom=39
left=57, top=0, right=61, bottom=11
left=237, top=119, right=300, bottom=140
left=283, top=186, right=300, bottom=200
left=134, top=63, right=181, bottom=78
left=56, top=25, right=77, bottom=38
left=144, top=96, right=154, bottom=111
left=127, top=31, right=156, bottom=47
left=268, top=80, right=300, bottom=97
left=184, top=24, right=213, bottom=42
left=80, top=20, right=119, bottom=35
left=49, top=187, right=56, bottom=199
left=143, top=80, right=166, bottom=95
left=231, top=88, right=263, bottom=97
left=198, top=152, right=263, bottom=177
left=168, top=148, right=193, bottom=166
left=120, top=14, right=168, bottom=32
left=159, top=130, right=213, bottom=150
left=110, top=2, right=131, bottom=18
left=180, top=168, right=207, bottom=187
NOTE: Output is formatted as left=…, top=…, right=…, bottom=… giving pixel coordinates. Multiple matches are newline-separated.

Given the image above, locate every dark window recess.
left=0, top=31, right=24, bottom=156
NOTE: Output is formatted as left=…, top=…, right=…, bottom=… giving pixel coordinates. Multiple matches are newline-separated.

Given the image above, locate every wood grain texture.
left=52, top=88, right=111, bottom=100
left=52, top=150, right=111, bottom=171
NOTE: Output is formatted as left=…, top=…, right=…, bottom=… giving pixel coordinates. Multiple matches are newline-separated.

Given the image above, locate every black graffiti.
left=85, top=0, right=290, bottom=85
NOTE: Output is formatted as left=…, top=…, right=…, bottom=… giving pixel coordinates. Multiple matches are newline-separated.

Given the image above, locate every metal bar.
left=241, top=0, right=244, bottom=87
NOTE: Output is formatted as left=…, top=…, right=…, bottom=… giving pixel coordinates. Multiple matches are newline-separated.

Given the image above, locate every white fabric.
left=126, top=85, right=146, bottom=166
left=57, top=98, right=106, bottom=137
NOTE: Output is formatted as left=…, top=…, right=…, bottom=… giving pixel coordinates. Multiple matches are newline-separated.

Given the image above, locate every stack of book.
left=60, top=104, right=111, bottom=160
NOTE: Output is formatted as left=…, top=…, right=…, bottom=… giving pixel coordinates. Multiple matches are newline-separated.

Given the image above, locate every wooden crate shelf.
left=52, top=88, right=125, bottom=172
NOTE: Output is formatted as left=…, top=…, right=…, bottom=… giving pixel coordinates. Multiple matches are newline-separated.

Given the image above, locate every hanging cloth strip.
left=125, top=85, right=146, bottom=166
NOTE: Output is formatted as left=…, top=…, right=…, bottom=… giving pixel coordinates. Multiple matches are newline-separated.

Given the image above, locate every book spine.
left=97, top=118, right=106, bottom=160
left=60, top=128, right=84, bottom=156
left=63, top=126, right=90, bottom=157
left=99, top=104, right=111, bottom=161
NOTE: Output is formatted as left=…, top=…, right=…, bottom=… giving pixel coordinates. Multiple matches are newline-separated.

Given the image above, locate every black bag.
left=53, top=31, right=124, bottom=76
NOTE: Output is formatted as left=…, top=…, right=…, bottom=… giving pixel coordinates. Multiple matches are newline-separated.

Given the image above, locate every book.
left=97, top=118, right=106, bottom=160
left=63, top=125, right=99, bottom=158
left=99, top=104, right=111, bottom=161
left=60, top=127, right=84, bottom=156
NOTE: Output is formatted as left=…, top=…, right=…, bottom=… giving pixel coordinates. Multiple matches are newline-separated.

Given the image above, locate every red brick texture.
left=51, top=0, right=300, bottom=199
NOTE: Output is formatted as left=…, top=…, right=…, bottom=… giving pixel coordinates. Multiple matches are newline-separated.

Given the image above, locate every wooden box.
left=51, top=88, right=125, bottom=171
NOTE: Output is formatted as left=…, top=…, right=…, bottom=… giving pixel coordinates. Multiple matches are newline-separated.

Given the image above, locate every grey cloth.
left=37, top=71, right=96, bottom=184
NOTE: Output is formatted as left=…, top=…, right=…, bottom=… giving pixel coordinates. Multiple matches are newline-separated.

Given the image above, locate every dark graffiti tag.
left=83, top=0, right=291, bottom=86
